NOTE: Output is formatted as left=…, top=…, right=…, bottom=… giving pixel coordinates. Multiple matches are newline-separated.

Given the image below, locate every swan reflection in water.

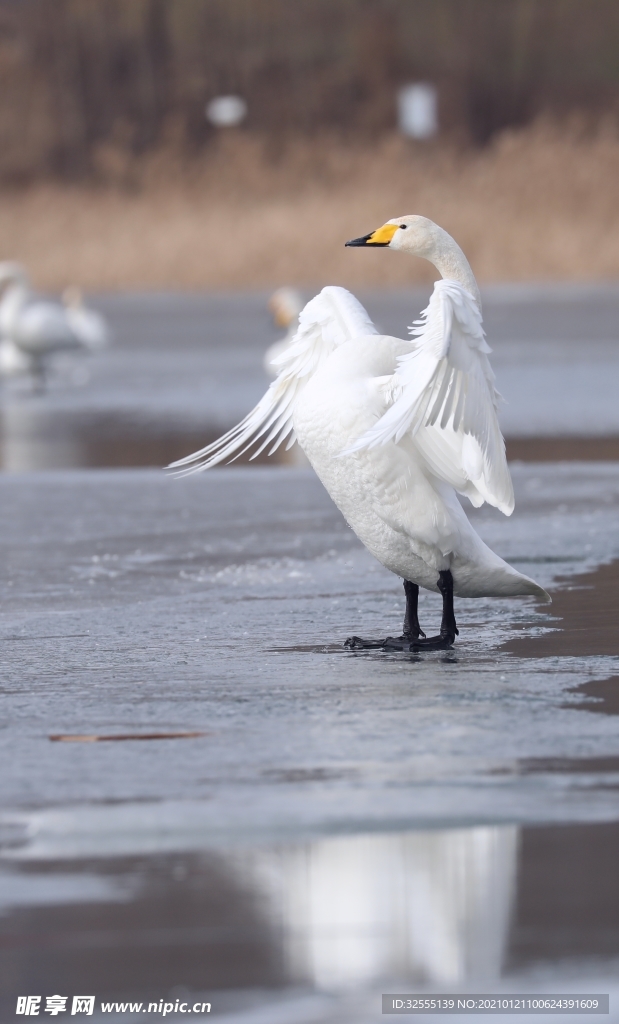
left=235, top=825, right=518, bottom=989
left=4, top=823, right=519, bottom=1009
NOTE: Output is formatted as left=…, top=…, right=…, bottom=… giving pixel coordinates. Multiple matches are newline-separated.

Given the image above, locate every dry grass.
left=2, top=121, right=619, bottom=291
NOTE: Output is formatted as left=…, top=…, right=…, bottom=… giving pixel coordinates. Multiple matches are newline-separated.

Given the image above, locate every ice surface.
left=1, top=463, right=618, bottom=850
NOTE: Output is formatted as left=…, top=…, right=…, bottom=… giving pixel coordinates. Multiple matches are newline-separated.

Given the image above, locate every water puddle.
left=1, top=406, right=619, bottom=471
left=1, top=821, right=617, bottom=1017
left=505, top=559, right=619, bottom=657
left=0, top=422, right=286, bottom=471
left=507, top=821, right=619, bottom=967
left=564, top=675, right=619, bottom=715
left=506, top=437, right=619, bottom=461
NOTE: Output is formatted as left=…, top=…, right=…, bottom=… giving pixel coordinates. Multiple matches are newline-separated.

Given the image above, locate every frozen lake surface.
left=1, top=462, right=619, bottom=1021
left=1, top=463, right=619, bottom=831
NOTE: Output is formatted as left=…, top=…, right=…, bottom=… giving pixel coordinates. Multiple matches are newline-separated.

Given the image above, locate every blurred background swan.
left=61, top=285, right=110, bottom=353
left=0, top=262, right=110, bottom=392
left=264, top=287, right=304, bottom=376
left=265, top=287, right=309, bottom=466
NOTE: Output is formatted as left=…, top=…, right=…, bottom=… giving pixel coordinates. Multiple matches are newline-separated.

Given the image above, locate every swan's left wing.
left=169, top=286, right=377, bottom=474
left=345, top=279, right=514, bottom=514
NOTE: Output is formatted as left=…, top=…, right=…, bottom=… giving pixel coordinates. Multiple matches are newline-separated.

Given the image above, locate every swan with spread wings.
left=171, top=215, right=549, bottom=650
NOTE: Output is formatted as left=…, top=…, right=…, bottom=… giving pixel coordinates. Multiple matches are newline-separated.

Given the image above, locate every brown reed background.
left=2, top=0, right=619, bottom=288
left=2, top=0, right=619, bottom=181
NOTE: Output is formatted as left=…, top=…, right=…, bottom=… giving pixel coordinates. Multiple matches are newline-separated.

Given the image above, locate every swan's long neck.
left=427, top=228, right=482, bottom=311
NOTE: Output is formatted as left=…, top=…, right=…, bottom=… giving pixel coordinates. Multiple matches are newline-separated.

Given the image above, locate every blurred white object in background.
left=205, top=95, right=248, bottom=128
left=264, top=287, right=309, bottom=466
left=264, top=287, right=304, bottom=376
left=0, top=337, right=32, bottom=377
left=397, top=82, right=439, bottom=139
left=62, top=286, right=110, bottom=352
left=0, top=262, right=109, bottom=391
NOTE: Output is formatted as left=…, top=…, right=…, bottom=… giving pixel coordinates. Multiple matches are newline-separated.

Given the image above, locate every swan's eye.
left=399, top=224, right=407, bottom=230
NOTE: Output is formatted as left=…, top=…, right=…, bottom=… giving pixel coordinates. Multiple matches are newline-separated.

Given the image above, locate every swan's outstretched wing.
left=345, top=279, right=514, bottom=514
left=170, top=286, right=377, bottom=474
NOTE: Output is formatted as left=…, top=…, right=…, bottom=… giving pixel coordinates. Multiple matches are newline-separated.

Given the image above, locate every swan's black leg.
left=403, top=580, right=424, bottom=639
left=410, top=570, right=459, bottom=650
left=382, top=581, right=427, bottom=649
left=345, top=580, right=426, bottom=650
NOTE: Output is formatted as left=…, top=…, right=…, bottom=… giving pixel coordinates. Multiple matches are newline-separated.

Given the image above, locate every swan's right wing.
left=345, top=280, right=514, bottom=514
left=170, top=286, right=376, bottom=474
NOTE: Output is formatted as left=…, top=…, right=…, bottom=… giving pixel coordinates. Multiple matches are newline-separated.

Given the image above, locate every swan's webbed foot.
left=408, top=631, right=456, bottom=651
left=344, top=630, right=425, bottom=651
left=345, top=635, right=385, bottom=650
left=344, top=573, right=459, bottom=652
left=344, top=581, right=425, bottom=651
left=382, top=629, right=426, bottom=650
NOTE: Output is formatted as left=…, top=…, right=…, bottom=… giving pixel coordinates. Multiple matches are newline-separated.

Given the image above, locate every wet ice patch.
left=0, top=868, right=134, bottom=912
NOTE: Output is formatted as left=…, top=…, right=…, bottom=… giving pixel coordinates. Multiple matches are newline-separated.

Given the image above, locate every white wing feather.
left=169, top=286, right=377, bottom=474
left=345, top=280, right=514, bottom=515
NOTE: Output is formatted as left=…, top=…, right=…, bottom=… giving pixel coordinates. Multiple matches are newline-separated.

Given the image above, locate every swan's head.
left=345, top=215, right=444, bottom=259
left=347, top=215, right=481, bottom=309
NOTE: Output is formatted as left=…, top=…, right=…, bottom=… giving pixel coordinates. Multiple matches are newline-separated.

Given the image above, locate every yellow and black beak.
left=345, top=223, right=398, bottom=248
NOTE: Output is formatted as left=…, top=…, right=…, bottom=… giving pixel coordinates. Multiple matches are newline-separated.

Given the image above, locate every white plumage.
left=175, top=286, right=376, bottom=469
left=344, top=279, right=514, bottom=516
left=172, top=215, right=548, bottom=644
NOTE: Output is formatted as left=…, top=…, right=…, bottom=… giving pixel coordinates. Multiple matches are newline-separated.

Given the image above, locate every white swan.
left=172, top=216, right=549, bottom=649
left=264, top=287, right=304, bottom=376
left=0, top=264, right=109, bottom=391
left=62, top=286, right=110, bottom=353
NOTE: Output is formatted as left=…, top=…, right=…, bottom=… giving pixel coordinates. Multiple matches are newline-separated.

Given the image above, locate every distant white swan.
left=264, top=287, right=304, bottom=376
left=172, top=216, right=549, bottom=649
left=62, top=286, right=110, bottom=353
left=0, top=264, right=109, bottom=391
